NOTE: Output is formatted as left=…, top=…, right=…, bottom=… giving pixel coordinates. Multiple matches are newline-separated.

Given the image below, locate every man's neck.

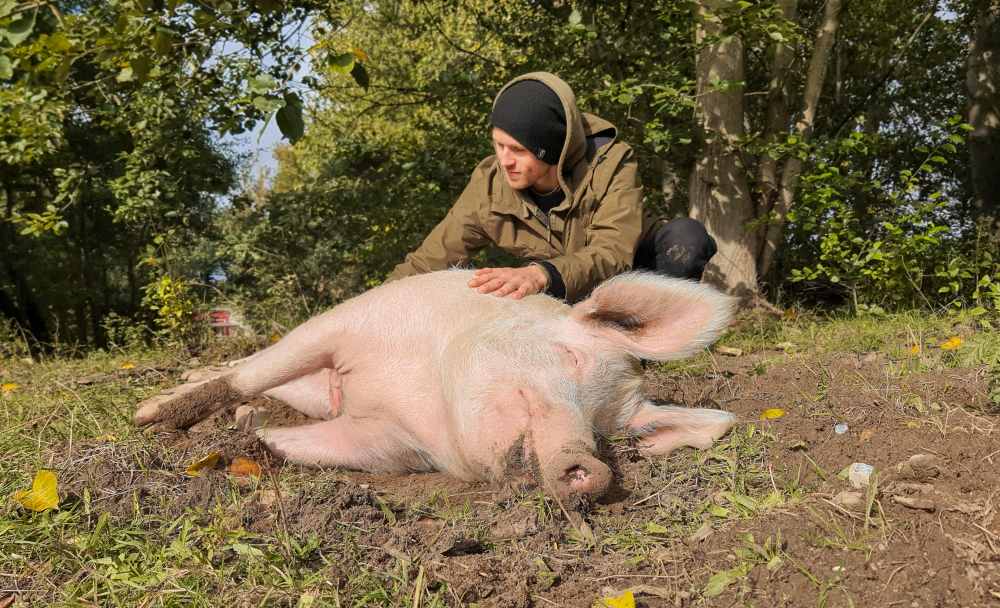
left=529, top=168, right=560, bottom=195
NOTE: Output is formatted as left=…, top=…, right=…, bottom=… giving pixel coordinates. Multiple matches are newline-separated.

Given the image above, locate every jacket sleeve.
left=543, top=146, right=643, bottom=302
left=386, top=163, right=493, bottom=282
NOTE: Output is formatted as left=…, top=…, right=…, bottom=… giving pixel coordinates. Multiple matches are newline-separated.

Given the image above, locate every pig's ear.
left=570, top=272, right=735, bottom=360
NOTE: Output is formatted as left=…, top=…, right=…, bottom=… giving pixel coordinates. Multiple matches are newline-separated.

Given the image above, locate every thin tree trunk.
left=968, top=0, right=1000, bottom=235
left=689, top=0, right=758, bottom=297
left=756, top=0, right=798, bottom=276
left=758, top=0, right=843, bottom=278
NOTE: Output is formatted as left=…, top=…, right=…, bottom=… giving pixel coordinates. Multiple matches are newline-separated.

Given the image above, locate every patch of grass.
left=710, top=309, right=1000, bottom=373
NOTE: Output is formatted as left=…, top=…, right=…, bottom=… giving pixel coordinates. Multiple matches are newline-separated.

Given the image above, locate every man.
left=387, top=72, right=716, bottom=302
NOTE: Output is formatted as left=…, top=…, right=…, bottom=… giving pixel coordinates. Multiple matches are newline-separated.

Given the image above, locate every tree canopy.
left=1, top=0, right=997, bottom=351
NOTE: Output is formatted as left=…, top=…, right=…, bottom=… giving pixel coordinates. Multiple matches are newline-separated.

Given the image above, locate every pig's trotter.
left=626, top=403, right=737, bottom=456
left=134, top=376, right=245, bottom=429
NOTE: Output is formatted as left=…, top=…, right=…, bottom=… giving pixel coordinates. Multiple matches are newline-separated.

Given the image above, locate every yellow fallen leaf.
left=939, top=336, right=963, bottom=350
left=185, top=452, right=222, bottom=477
left=761, top=408, right=785, bottom=420
left=351, top=47, right=369, bottom=62
left=908, top=344, right=920, bottom=355
left=599, top=590, right=635, bottom=608
left=1, top=383, right=18, bottom=394
left=13, top=470, right=60, bottom=512
left=228, top=457, right=262, bottom=478
left=94, top=434, right=118, bottom=443
left=120, top=362, right=135, bottom=370
left=270, top=334, right=282, bottom=344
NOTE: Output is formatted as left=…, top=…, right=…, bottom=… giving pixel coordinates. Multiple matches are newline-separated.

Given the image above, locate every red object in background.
left=208, top=309, right=235, bottom=336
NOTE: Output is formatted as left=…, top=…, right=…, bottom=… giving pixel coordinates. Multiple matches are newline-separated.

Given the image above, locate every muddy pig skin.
left=135, top=270, right=737, bottom=499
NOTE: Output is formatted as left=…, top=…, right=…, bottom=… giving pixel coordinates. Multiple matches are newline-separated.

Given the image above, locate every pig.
left=134, top=269, right=737, bottom=500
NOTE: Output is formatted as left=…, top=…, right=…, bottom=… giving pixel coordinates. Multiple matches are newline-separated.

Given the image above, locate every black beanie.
left=490, top=80, right=567, bottom=165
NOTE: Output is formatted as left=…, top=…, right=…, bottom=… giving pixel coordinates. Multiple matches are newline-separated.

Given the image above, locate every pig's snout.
left=548, top=452, right=612, bottom=499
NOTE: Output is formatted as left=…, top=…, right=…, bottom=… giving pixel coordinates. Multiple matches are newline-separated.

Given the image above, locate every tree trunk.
left=756, top=0, right=798, bottom=283
left=968, top=0, right=1000, bottom=235
left=757, top=0, right=843, bottom=279
left=689, top=0, right=758, bottom=297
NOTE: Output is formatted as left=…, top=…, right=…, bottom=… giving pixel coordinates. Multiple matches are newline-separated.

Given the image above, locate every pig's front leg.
left=258, top=417, right=433, bottom=473
left=624, top=401, right=736, bottom=455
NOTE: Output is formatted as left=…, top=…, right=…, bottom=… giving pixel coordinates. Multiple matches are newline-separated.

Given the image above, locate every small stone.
left=687, top=521, right=714, bottom=543
left=715, top=346, right=743, bottom=357
left=859, top=352, right=880, bottom=365
left=848, top=462, right=874, bottom=488
left=833, top=490, right=865, bottom=509
left=892, top=495, right=936, bottom=512
left=834, top=422, right=849, bottom=435
left=235, top=405, right=269, bottom=432
left=895, top=454, right=941, bottom=480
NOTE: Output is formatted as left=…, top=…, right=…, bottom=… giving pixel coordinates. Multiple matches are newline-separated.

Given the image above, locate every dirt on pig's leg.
left=134, top=376, right=246, bottom=429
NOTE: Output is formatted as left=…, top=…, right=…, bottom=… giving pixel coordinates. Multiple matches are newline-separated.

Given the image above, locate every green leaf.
left=768, top=31, right=785, bottom=43
left=276, top=92, right=305, bottom=143
left=47, top=32, right=72, bottom=53
left=116, top=66, right=134, bottom=82
left=252, top=95, right=283, bottom=113
left=703, top=570, right=736, bottom=597
left=0, top=0, right=16, bottom=18
left=249, top=74, right=277, bottom=94
left=131, top=55, right=152, bottom=81
left=5, top=11, right=35, bottom=46
left=153, top=28, right=174, bottom=56
left=254, top=0, right=283, bottom=13
left=350, top=61, right=369, bottom=89
left=568, top=8, right=582, bottom=26
left=328, top=52, right=355, bottom=74
left=644, top=521, right=670, bottom=535
left=0, top=54, right=11, bottom=80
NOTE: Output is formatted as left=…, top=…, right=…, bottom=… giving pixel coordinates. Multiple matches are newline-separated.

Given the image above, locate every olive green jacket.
left=387, top=72, right=644, bottom=302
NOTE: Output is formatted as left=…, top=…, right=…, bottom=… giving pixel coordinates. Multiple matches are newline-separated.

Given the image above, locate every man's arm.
left=387, top=162, right=493, bottom=282
left=543, top=146, right=643, bottom=301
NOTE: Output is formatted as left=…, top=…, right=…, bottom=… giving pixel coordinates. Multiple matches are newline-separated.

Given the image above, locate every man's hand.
left=468, top=265, right=549, bottom=299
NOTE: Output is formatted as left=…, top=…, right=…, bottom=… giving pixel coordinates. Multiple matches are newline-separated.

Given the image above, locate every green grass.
left=2, top=309, right=999, bottom=606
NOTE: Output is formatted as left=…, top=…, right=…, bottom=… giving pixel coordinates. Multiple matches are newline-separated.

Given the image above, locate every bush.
left=784, top=117, right=997, bottom=318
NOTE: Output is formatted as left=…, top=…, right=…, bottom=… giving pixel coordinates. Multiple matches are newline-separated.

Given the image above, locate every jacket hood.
left=492, top=72, right=616, bottom=196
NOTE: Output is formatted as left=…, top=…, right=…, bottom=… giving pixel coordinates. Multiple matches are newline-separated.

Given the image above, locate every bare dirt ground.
left=49, top=341, right=1000, bottom=607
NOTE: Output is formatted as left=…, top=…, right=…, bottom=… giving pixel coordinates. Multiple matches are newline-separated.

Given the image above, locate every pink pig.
left=135, top=270, right=737, bottom=499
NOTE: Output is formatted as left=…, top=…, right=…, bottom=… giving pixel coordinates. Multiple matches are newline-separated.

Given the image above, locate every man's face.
left=491, top=128, right=556, bottom=191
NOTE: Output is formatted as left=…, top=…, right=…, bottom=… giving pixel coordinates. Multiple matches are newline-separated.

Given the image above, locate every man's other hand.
left=468, top=266, right=549, bottom=299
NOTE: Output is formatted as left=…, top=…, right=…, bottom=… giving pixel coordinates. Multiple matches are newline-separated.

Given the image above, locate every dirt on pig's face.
left=443, top=313, right=645, bottom=500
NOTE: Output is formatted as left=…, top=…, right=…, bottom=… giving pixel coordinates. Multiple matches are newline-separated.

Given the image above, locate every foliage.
left=785, top=116, right=998, bottom=315
left=0, top=0, right=369, bottom=351
left=141, top=274, right=202, bottom=346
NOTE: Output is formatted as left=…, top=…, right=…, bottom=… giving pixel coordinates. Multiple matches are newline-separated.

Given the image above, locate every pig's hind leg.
left=262, top=368, right=343, bottom=420
left=624, top=401, right=737, bottom=455
left=258, top=418, right=433, bottom=472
